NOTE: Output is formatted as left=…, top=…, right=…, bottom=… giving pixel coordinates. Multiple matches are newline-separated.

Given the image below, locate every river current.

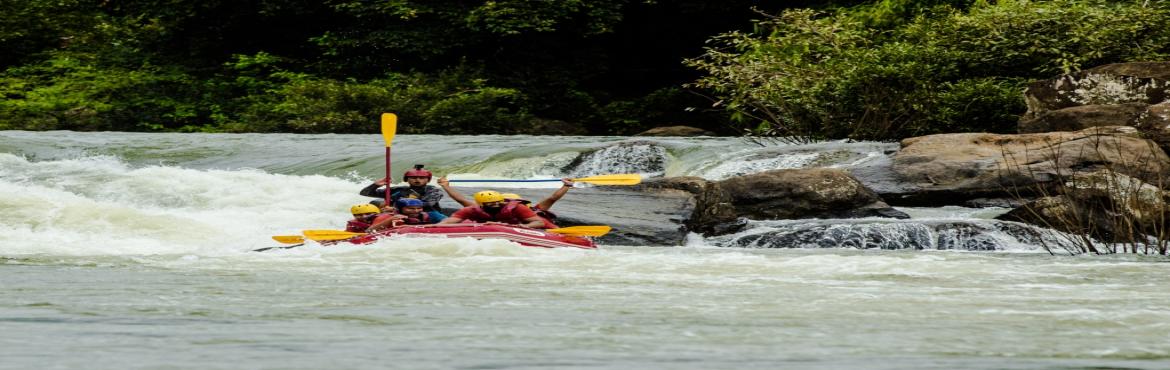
left=2, top=131, right=1168, bottom=369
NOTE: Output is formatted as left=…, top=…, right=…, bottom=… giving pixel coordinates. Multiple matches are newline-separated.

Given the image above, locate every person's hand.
left=374, top=177, right=389, bottom=186
left=561, top=178, right=575, bottom=188
left=437, top=176, right=449, bottom=187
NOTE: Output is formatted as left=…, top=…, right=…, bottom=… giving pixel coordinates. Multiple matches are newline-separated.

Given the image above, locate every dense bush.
left=0, top=56, right=203, bottom=131
left=687, top=0, right=1170, bottom=141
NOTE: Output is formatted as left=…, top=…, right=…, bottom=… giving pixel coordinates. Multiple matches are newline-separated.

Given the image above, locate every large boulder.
left=715, top=168, right=909, bottom=222
left=1022, top=61, right=1170, bottom=124
left=635, top=126, right=716, bottom=137
left=887, top=126, right=1170, bottom=205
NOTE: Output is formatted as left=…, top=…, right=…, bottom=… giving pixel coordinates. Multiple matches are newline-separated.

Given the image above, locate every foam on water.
left=0, top=153, right=362, bottom=256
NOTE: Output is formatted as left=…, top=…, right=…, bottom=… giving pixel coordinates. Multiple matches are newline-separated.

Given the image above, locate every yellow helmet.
left=500, top=193, right=521, bottom=200
left=350, top=204, right=380, bottom=215
left=473, top=190, right=505, bottom=204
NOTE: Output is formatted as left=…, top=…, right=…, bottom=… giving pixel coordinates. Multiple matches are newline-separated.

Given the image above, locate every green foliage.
left=688, top=0, right=1170, bottom=141
left=223, top=66, right=531, bottom=134
left=0, top=55, right=202, bottom=131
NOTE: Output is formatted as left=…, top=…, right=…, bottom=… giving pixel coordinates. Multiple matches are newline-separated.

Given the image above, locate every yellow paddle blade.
left=381, top=113, right=397, bottom=147
left=545, top=225, right=612, bottom=237
left=303, top=229, right=367, bottom=241
left=272, top=235, right=305, bottom=244
left=571, top=174, right=641, bottom=186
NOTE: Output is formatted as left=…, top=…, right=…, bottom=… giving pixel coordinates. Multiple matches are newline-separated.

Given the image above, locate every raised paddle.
left=381, top=113, right=397, bottom=207
left=447, top=174, right=641, bottom=186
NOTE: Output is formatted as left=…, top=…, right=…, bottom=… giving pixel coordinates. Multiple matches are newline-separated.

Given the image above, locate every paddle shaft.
left=393, top=146, right=397, bottom=204
left=447, top=179, right=567, bottom=183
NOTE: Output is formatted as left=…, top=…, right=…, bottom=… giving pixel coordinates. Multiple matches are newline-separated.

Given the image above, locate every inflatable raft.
left=341, top=223, right=598, bottom=249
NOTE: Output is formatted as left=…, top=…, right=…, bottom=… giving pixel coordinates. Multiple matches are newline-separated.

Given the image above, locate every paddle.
left=545, top=225, right=612, bottom=237
left=381, top=113, right=397, bottom=207
left=253, top=235, right=306, bottom=252
left=272, top=235, right=305, bottom=244
left=303, top=229, right=366, bottom=241
left=447, top=174, right=642, bottom=186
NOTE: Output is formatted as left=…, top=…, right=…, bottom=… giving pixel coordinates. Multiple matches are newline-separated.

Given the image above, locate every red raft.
left=342, top=223, right=597, bottom=250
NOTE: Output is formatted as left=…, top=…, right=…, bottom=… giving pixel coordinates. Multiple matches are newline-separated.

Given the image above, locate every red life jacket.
left=460, top=201, right=557, bottom=229
left=346, top=214, right=377, bottom=232
left=401, top=212, right=431, bottom=225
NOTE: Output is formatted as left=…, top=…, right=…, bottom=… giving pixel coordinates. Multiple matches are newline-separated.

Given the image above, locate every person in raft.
left=346, top=203, right=391, bottom=233
left=437, top=177, right=573, bottom=223
left=359, top=164, right=447, bottom=221
left=390, top=198, right=439, bottom=226
left=438, top=190, right=557, bottom=229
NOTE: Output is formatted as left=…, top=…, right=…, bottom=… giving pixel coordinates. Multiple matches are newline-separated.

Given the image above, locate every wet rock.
left=715, top=168, right=909, bottom=222
left=635, top=126, right=716, bottom=137
left=887, top=126, right=1170, bottom=206
left=1018, top=103, right=1149, bottom=133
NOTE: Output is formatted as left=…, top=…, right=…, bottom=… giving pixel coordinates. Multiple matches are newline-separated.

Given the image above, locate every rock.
left=995, top=170, right=1170, bottom=242
left=887, top=126, right=1170, bottom=206
left=1022, top=61, right=1170, bottom=123
left=1133, top=101, right=1170, bottom=154
left=715, top=168, right=909, bottom=222
left=635, top=177, right=739, bottom=235
left=1018, top=103, right=1148, bottom=133
left=635, top=126, right=716, bottom=137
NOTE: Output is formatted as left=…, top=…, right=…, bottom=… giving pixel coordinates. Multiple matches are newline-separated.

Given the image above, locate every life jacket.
left=346, top=214, right=377, bottom=232
left=462, top=201, right=556, bottom=229
left=401, top=212, right=431, bottom=225
left=390, top=186, right=439, bottom=212
left=508, top=197, right=558, bottom=222
left=532, top=205, right=558, bottom=222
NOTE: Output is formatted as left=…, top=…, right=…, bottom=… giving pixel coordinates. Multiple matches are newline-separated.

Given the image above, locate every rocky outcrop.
left=1022, top=61, right=1170, bottom=123
left=635, top=126, right=716, bottom=137
left=1020, top=62, right=1170, bottom=151
left=885, top=126, right=1170, bottom=206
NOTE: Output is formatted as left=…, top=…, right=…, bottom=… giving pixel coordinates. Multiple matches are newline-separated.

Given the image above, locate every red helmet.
left=403, top=164, right=432, bottom=181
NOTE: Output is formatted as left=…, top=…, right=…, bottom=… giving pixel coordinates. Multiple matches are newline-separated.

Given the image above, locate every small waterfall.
left=706, top=218, right=1086, bottom=253
left=564, top=141, right=669, bottom=177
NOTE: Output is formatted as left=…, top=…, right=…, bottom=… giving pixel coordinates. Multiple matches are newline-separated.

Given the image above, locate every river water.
left=2, top=131, right=1168, bottom=369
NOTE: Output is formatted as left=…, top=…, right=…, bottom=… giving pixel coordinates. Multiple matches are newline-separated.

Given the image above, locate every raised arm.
left=359, top=177, right=390, bottom=198
left=438, top=176, right=476, bottom=207
left=536, top=178, right=574, bottom=211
